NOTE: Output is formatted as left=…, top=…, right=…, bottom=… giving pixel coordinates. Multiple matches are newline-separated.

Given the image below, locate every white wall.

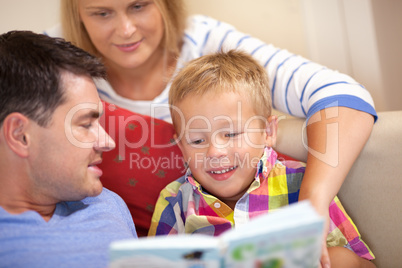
left=187, top=0, right=402, bottom=112
left=0, top=0, right=400, bottom=111
left=371, top=0, right=402, bottom=111
left=301, top=0, right=402, bottom=112
left=186, top=0, right=309, bottom=58
left=0, top=0, right=60, bottom=34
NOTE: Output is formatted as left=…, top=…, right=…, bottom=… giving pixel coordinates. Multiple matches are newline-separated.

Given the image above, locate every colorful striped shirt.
left=149, top=147, right=374, bottom=260
left=45, top=15, right=377, bottom=122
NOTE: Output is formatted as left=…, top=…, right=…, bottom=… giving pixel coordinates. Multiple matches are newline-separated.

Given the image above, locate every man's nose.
left=95, top=125, right=116, bottom=152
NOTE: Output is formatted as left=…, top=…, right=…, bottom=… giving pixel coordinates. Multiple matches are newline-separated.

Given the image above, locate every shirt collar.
left=255, top=147, right=278, bottom=181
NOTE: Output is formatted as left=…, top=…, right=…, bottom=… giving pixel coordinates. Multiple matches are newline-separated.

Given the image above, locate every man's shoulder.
left=0, top=187, right=136, bottom=268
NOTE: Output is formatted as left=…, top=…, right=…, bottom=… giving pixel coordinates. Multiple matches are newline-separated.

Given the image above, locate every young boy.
left=148, top=50, right=375, bottom=267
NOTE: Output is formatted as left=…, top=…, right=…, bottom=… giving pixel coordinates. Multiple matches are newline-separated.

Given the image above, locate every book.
left=109, top=201, right=324, bottom=268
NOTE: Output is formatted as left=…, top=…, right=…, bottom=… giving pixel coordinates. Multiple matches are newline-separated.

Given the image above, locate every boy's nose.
left=206, top=141, right=228, bottom=159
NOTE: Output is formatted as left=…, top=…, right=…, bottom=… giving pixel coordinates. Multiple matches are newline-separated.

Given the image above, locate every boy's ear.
left=265, top=115, right=278, bottom=148
left=173, top=133, right=183, bottom=151
left=1, top=113, right=31, bottom=158
left=173, top=132, right=190, bottom=162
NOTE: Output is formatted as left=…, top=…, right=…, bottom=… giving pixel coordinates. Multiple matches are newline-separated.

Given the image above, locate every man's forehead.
left=61, top=72, right=101, bottom=105
left=61, top=71, right=98, bottom=94
left=73, top=100, right=102, bottom=115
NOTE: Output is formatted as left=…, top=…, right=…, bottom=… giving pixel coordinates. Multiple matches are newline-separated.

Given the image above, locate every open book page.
left=109, top=234, right=222, bottom=268
left=109, top=201, right=323, bottom=268
left=221, top=201, right=324, bottom=267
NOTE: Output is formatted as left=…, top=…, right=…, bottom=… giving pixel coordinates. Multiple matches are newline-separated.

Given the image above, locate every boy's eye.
left=190, top=139, right=205, bottom=145
left=225, top=132, right=241, bottom=138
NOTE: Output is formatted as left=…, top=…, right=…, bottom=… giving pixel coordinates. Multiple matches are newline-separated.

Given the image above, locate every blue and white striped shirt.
left=46, top=15, right=377, bottom=122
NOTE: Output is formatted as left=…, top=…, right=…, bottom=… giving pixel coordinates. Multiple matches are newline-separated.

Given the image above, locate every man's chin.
left=89, top=183, right=104, bottom=197
left=84, top=179, right=104, bottom=197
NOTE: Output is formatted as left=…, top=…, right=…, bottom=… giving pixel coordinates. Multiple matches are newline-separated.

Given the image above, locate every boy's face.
left=174, top=91, right=277, bottom=207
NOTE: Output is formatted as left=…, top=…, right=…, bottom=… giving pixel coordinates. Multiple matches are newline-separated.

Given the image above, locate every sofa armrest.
left=274, top=111, right=402, bottom=267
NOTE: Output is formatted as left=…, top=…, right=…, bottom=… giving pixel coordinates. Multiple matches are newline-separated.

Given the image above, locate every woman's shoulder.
left=185, top=14, right=236, bottom=33
left=180, top=15, right=238, bottom=60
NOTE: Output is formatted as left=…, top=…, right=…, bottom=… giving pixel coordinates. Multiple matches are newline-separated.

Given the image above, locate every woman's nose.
left=116, top=15, right=136, bottom=38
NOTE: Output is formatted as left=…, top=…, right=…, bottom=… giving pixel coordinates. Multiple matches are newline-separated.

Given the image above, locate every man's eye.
left=82, top=123, right=93, bottom=129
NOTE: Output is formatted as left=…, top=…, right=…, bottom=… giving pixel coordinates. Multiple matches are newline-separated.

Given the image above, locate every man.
left=0, top=31, right=137, bottom=267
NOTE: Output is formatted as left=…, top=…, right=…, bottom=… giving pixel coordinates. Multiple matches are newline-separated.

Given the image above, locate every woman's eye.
left=93, top=10, right=110, bottom=17
left=130, top=2, right=148, bottom=11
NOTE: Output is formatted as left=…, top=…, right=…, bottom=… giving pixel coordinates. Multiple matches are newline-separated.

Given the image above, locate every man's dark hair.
left=0, top=30, right=106, bottom=127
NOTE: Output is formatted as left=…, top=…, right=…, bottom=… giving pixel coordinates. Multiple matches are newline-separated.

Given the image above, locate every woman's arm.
left=189, top=15, right=376, bottom=120
left=299, top=106, right=374, bottom=213
left=299, top=106, right=374, bottom=267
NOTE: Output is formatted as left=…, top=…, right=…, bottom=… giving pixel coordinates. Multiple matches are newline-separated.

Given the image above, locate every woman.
left=48, top=0, right=376, bottom=266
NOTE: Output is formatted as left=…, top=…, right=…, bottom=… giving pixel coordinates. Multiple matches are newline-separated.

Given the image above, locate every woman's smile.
left=114, top=39, right=143, bottom=52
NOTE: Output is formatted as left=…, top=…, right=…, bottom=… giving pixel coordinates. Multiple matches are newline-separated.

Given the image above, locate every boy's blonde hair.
left=60, top=0, right=187, bottom=57
left=169, top=49, right=272, bottom=125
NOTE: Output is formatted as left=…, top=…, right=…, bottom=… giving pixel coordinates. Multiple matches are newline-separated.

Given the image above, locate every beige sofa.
left=274, top=110, right=402, bottom=268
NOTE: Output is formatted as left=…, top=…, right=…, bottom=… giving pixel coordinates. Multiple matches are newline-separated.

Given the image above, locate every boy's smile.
left=207, top=165, right=238, bottom=181
left=175, top=90, right=276, bottom=209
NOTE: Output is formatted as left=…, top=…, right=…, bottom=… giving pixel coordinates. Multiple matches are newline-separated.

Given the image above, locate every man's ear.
left=2, top=113, right=31, bottom=158
left=265, top=115, right=278, bottom=148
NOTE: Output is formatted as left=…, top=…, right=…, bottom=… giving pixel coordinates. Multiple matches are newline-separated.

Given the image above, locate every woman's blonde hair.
left=169, top=49, right=272, bottom=123
left=60, top=0, right=187, bottom=57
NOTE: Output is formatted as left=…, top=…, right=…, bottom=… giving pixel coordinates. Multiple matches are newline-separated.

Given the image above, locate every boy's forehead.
left=174, top=91, right=262, bottom=129
left=178, top=89, right=248, bottom=109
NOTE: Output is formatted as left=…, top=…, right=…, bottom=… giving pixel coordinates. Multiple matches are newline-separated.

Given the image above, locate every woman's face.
left=79, top=0, right=165, bottom=70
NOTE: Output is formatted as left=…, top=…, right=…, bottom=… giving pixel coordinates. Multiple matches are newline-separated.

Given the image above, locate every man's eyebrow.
left=76, top=110, right=101, bottom=121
